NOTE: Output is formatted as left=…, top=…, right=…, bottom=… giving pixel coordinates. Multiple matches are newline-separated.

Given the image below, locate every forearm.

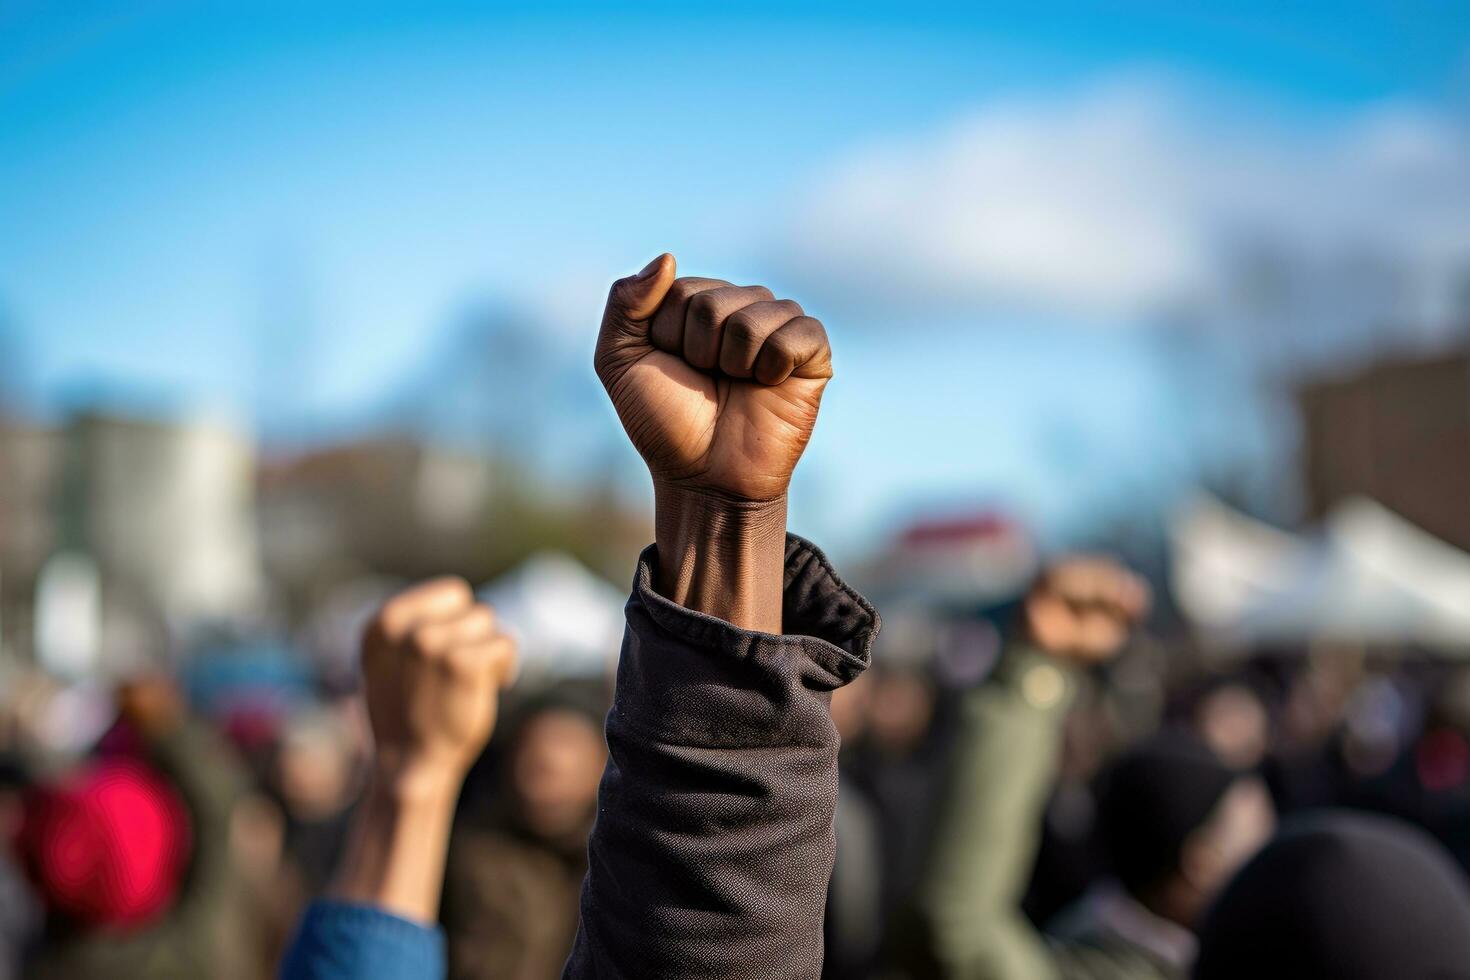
left=654, top=483, right=787, bottom=633
left=564, top=535, right=877, bottom=980
left=330, top=769, right=460, bottom=925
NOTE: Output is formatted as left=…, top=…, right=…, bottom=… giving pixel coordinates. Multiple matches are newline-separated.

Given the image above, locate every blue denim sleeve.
left=280, top=900, right=446, bottom=980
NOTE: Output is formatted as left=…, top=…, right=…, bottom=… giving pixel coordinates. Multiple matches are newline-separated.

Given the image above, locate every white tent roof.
left=478, top=551, right=626, bottom=678
left=1170, top=495, right=1470, bottom=651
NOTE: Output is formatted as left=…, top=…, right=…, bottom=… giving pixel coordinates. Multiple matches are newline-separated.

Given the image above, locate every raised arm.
left=563, top=255, right=877, bottom=979
left=911, top=559, right=1148, bottom=980
left=282, top=578, right=517, bottom=980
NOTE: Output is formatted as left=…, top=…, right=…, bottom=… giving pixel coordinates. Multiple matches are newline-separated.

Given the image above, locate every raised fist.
left=361, top=578, right=517, bottom=786
left=1024, top=557, right=1151, bottom=665
left=594, top=254, right=832, bottom=502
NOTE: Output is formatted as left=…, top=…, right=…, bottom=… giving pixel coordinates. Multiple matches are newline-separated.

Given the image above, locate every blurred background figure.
left=442, top=687, right=607, bottom=980
left=1190, top=681, right=1272, bottom=772
left=1195, top=811, right=1470, bottom=980
left=892, top=556, right=1262, bottom=980
left=0, top=756, right=40, bottom=980
left=270, top=707, right=364, bottom=907
left=14, top=676, right=264, bottom=980
left=2, top=3, right=1470, bottom=978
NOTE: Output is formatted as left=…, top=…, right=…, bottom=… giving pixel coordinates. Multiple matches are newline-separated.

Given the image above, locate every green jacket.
left=907, top=649, right=1185, bottom=980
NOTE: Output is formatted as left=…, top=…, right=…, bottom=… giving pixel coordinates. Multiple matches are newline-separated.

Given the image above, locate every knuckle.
left=434, top=575, right=473, bottom=602
left=687, top=290, right=719, bottom=325
left=668, top=278, right=701, bottom=303
left=376, top=596, right=408, bottom=629
left=724, top=313, right=756, bottom=344
left=445, top=650, right=479, bottom=679
left=408, top=623, right=440, bottom=657
left=466, top=606, right=495, bottom=634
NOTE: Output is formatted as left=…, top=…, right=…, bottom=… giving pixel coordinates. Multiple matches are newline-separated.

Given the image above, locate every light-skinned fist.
left=361, top=577, right=517, bottom=792
left=1024, top=557, right=1151, bottom=665
left=594, top=253, right=832, bottom=503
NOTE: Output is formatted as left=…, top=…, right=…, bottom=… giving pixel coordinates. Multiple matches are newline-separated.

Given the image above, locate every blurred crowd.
left=3, top=547, right=1469, bottom=979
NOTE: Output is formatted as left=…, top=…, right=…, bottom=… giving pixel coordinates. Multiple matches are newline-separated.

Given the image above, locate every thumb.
left=607, top=253, right=676, bottom=324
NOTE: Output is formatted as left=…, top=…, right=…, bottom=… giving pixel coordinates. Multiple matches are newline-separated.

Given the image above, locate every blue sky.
left=2, top=2, right=1467, bottom=552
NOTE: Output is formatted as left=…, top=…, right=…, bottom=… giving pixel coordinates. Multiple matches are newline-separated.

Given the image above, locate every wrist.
left=369, top=754, right=466, bottom=807
left=334, top=758, right=461, bottom=924
left=653, top=483, right=788, bottom=633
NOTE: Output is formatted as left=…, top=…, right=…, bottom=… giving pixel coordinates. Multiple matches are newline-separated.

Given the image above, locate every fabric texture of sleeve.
left=280, top=900, right=445, bottom=980
left=562, top=534, right=878, bottom=980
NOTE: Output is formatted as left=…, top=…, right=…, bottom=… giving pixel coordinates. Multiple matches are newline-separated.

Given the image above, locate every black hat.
left=1097, top=731, right=1239, bottom=897
left=1195, top=811, right=1470, bottom=980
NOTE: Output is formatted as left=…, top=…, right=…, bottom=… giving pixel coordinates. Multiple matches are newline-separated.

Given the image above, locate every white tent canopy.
left=478, top=551, right=626, bottom=678
left=1170, top=495, right=1470, bottom=651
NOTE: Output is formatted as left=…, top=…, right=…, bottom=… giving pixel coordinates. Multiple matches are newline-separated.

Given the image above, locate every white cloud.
left=783, top=76, right=1470, bottom=339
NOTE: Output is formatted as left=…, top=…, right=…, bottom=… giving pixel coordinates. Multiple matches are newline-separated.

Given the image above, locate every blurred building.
left=65, top=411, right=265, bottom=626
left=0, top=418, right=62, bottom=661
left=861, top=511, right=1037, bottom=606
left=258, top=436, right=646, bottom=691
left=258, top=437, right=494, bottom=593
left=2, top=410, right=265, bottom=668
left=258, top=436, right=650, bottom=607
left=1298, top=350, right=1470, bottom=551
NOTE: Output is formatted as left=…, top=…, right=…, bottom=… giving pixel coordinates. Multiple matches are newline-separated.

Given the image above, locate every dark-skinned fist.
left=594, top=254, right=832, bottom=502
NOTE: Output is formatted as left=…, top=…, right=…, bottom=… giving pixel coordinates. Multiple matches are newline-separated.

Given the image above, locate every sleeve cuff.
left=632, top=533, right=878, bottom=688
left=280, top=900, right=445, bottom=980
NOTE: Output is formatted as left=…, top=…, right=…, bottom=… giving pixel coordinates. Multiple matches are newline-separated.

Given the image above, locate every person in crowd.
left=280, top=577, right=518, bottom=980
left=272, top=707, right=362, bottom=901
left=561, top=253, right=877, bottom=977
left=441, top=688, right=608, bottom=979
left=844, top=661, right=956, bottom=930
left=0, top=757, right=40, bottom=980
left=1188, top=680, right=1271, bottom=772
left=17, top=675, right=261, bottom=980
left=825, top=673, right=886, bottom=980
left=901, top=558, right=1276, bottom=980
left=1194, top=810, right=1470, bottom=979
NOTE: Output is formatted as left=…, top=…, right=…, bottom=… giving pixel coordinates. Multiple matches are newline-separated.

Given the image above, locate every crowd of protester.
left=1, top=255, right=1468, bottom=978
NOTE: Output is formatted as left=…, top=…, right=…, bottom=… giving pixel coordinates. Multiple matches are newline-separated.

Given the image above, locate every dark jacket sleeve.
left=562, top=534, right=878, bottom=980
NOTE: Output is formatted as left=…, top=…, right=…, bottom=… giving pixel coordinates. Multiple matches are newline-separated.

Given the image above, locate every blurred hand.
left=117, top=674, right=185, bottom=740
left=594, top=253, right=832, bottom=502
left=361, top=578, right=517, bottom=790
left=1024, top=557, right=1151, bottom=665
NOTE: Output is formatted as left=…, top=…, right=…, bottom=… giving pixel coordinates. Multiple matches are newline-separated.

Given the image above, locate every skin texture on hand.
left=596, top=254, right=833, bottom=633
left=1024, top=557, right=1152, bottom=665
left=332, top=577, right=517, bottom=924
